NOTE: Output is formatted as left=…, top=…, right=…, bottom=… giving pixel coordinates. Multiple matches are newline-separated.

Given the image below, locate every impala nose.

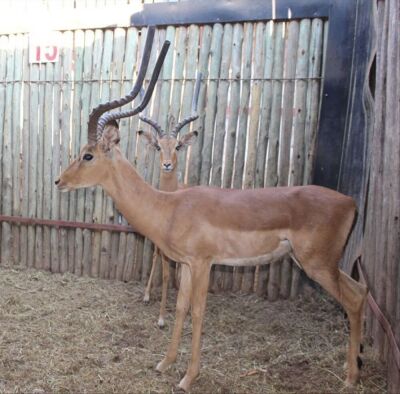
left=55, top=179, right=60, bottom=185
left=163, top=163, right=172, bottom=170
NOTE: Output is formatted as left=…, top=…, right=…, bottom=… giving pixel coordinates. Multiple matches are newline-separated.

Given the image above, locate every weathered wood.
left=265, top=22, right=285, bottom=301
left=209, top=24, right=233, bottom=293
left=211, top=24, right=233, bottom=188
left=241, top=21, right=265, bottom=293
left=187, top=25, right=212, bottom=186
left=98, top=29, right=114, bottom=279
left=76, top=30, right=93, bottom=275
left=255, top=21, right=279, bottom=296
left=200, top=23, right=223, bottom=186
left=222, top=23, right=243, bottom=190
left=50, top=35, right=62, bottom=274
left=77, top=29, right=95, bottom=277
left=9, top=34, right=24, bottom=265
left=108, top=27, right=127, bottom=280
left=219, top=23, right=244, bottom=291
left=59, top=31, right=73, bottom=274
left=1, top=35, right=14, bottom=265
left=20, top=34, right=30, bottom=267
left=278, top=20, right=300, bottom=299
left=177, top=25, right=196, bottom=179
left=289, top=19, right=311, bottom=299
left=232, top=22, right=253, bottom=293
left=42, top=53, right=55, bottom=271
left=386, top=4, right=400, bottom=388
left=27, top=52, right=40, bottom=268
left=303, top=18, right=323, bottom=185
left=117, top=27, right=139, bottom=282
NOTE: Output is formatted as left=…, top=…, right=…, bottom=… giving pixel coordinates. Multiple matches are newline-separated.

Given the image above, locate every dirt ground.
left=0, top=266, right=386, bottom=393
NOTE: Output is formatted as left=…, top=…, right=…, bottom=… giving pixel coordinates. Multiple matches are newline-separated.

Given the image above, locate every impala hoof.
left=143, top=294, right=150, bottom=304
left=157, top=317, right=165, bottom=328
left=178, top=376, right=191, bottom=392
left=156, top=358, right=173, bottom=373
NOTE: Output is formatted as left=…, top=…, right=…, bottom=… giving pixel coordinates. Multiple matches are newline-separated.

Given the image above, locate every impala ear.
left=138, top=129, right=158, bottom=149
left=177, top=131, right=198, bottom=149
left=99, top=120, right=120, bottom=151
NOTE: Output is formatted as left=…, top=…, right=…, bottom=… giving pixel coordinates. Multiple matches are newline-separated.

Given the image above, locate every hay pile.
left=0, top=266, right=386, bottom=393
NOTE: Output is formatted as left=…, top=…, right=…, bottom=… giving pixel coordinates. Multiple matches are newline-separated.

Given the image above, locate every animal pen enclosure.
left=0, top=7, right=327, bottom=297
left=0, top=0, right=398, bottom=391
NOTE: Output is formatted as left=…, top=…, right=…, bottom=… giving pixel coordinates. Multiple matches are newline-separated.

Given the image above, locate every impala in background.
left=138, top=73, right=201, bottom=328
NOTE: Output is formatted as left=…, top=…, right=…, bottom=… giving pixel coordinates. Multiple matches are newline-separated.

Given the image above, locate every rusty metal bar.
left=355, top=256, right=400, bottom=371
left=0, top=214, right=136, bottom=234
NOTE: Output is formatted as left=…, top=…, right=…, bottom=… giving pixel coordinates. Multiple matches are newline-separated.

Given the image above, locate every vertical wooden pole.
left=108, top=27, right=127, bottom=280
left=241, top=22, right=265, bottom=293
left=278, top=21, right=300, bottom=299
left=187, top=25, right=212, bottom=186
left=20, top=33, right=30, bottom=268
left=28, top=48, right=40, bottom=268
left=222, top=23, right=243, bottom=190
left=1, top=35, right=15, bottom=265
left=98, top=29, right=114, bottom=279
left=303, top=19, right=323, bottom=185
left=42, top=53, right=55, bottom=271
left=210, top=23, right=233, bottom=292
left=117, top=26, right=139, bottom=282
left=199, top=23, right=223, bottom=186
left=76, top=29, right=95, bottom=276
left=10, top=35, right=24, bottom=266
left=50, top=33, right=62, bottom=273
left=176, top=25, right=195, bottom=183
left=266, top=22, right=285, bottom=301
left=232, top=22, right=254, bottom=292
left=255, top=20, right=275, bottom=296
left=59, top=31, right=73, bottom=274
left=289, top=19, right=311, bottom=299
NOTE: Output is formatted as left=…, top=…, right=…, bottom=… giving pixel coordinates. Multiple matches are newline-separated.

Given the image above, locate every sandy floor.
left=0, top=266, right=386, bottom=393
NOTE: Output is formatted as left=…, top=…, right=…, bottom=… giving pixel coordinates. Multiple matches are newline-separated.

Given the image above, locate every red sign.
left=29, top=32, right=60, bottom=63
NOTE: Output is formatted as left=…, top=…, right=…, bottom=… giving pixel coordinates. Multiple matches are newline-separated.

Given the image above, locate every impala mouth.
left=57, top=185, right=73, bottom=192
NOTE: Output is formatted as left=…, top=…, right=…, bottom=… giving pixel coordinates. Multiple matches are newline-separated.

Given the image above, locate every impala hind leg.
left=157, top=253, right=170, bottom=328
left=179, top=263, right=211, bottom=392
left=143, top=247, right=159, bottom=303
left=156, top=264, right=191, bottom=372
left=306, top=266, right=367, bottom=386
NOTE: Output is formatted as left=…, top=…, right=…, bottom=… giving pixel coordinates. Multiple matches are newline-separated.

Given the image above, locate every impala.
left=139, top=73, right=201, bottom=328
left=56, top=27, right=367, bottom=392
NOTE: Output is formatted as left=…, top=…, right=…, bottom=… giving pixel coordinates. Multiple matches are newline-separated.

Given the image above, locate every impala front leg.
left=179, top=262, right=212, bottom=392
left=157, top=263, right=191, bottom=372
left=158, top=253, right=170, bottom=328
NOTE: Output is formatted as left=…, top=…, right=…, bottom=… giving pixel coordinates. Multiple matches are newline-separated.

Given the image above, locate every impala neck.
left=159, top=168, right=179, bottom=192
left=100, top=149, right=172, bottom=244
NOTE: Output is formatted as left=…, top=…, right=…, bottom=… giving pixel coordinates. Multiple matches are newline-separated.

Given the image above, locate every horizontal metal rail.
left=0, top=215, right=136, bottom=234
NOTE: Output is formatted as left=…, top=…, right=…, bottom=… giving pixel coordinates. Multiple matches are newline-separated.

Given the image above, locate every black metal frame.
left=131, top=0, right=371, bottom=199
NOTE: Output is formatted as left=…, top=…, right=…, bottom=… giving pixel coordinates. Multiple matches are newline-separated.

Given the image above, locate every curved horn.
left=96, top=39, right=170, bottom=140
left=171, top=72, right=202, bottom=137
left=139, top=115, right=166, bottom=138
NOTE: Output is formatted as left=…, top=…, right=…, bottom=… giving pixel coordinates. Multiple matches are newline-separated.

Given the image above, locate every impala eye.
left=175, top=144, right=182, bottom=151
left=83, top=153, right=93, bottom=161
left=155, top=145, right=161, bottom=151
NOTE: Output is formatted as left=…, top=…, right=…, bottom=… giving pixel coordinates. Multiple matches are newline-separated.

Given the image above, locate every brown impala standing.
left=139, top=72, right=201, bottom=328
left=56, top=26, right=367, bottom=392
